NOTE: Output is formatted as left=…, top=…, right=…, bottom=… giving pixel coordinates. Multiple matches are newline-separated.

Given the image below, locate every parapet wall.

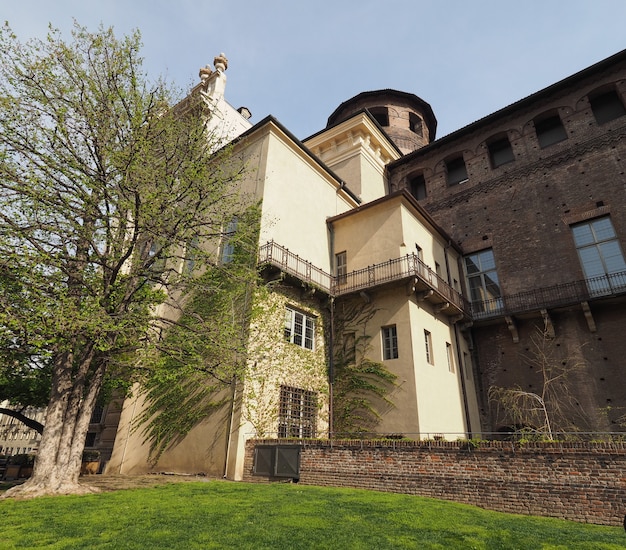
left=243, top=439, right=626, bottom=526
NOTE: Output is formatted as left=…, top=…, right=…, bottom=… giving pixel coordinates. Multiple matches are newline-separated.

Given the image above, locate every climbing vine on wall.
left=137, top=204, right=261, bottom=460
left=332, top=297, right=397, bottom=436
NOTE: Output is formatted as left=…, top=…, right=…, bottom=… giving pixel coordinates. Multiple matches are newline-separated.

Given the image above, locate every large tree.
left=0, top=23, right=251, bottom=497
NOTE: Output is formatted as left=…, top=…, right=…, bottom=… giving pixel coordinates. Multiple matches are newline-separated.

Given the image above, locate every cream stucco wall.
left=330, top=192, right=480, bottom=439
left=234, top=121, right=358, bottom=273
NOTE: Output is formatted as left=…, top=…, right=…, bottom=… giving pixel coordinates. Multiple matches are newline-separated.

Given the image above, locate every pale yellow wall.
left=235, top=123, right=358, bottom=273
left=331, top=194, right=480, bottom=439
left=106, top=384, right=233, bottom=477
left=408, top=300, right=469, bottom=437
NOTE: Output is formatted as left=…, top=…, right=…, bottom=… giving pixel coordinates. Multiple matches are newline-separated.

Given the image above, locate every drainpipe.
left=327, top=222, right=336, bottom=439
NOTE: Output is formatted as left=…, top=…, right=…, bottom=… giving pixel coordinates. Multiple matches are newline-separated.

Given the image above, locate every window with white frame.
left=284, top=307, right=315, bottom=350
left=464, top=249, right=503, bottom=314
left=382, top=325, right=398, bottom=360
left=446, top=342, right=455, bottom=373
left=572, top=216, right=626, bottom=294
left=424, top=330, right=433, bottom=365
left=336, top=251, right=347, bottom=284
left=278, top=385, right=317, bottom=438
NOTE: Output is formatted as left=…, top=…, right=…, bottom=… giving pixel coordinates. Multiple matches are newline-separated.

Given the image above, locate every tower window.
left=590, top=90, right=626, bottom=125
left=369, top=107, right=389, bottom=127
left=409, top=113, right=423, bottom=136
left=446, top=156, right=468, bottom=186
left=488, top=137, right=515, bottom=168
left=534, top=114, right=567, bottom=148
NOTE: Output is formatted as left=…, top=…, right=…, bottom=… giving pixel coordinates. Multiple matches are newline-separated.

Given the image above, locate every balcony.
left=258, top=241, right=469, bottom=318
left=471, top=270, right=626, bottom=320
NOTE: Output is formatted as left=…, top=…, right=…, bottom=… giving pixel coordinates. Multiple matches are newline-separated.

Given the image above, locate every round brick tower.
left=326, top=89, right=437, bottom=155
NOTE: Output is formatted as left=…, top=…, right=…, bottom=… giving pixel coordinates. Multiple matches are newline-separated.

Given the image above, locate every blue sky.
left=3, top=1, right=626, bottom=140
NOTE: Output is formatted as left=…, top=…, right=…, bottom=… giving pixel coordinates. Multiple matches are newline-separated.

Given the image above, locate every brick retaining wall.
left=243, top=439, right=626, bottom=526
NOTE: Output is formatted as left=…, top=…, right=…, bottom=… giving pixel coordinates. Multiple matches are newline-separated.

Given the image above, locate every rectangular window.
left=424, top=330, right=433, bottom=365
left=590, top=90, right=626, bottom=125
left=572, top=216, right=626, bottom=295
left=220, top=217, right=238, bottom=264
left=85, top=432, right=97, bottom=447
left=415, top=244, right=423, bottom=262
left=535, top=115, right=567, bottom=148
left=446, top=156, right=468, bottom=186
left=464, top=249, right=503, bottom=315
left=284, top=307, right=315, bottom=350
left=278, top=385, right=317, bottom=438
left=488, top=137, right=515, bottom=168
left=336, top=251, right=347, bottom=284
left=382, top=325, right=398, bottom=360
left=90, top=405, right=104, bottom=424
left=409, top=174, right=427, bottom=200
left=446, top=342, right=455, bottom=373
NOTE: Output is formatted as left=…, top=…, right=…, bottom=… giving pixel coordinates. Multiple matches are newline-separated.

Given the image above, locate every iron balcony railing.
left=471, top=270, right=626, bottom=320
left=258, top=241, right=469, bottom=315
left=258, top=241, right=333, bottom=293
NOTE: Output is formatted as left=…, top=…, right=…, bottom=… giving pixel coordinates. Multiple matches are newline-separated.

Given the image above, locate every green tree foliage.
left=332, top=299, right=397, bottom=436
left=0, top=22, right=250, bottom=497
left=137, top=205, right=261, bottom=460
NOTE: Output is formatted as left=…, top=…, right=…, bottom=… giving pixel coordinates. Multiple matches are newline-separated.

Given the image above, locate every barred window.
left=278, top=385, right=317, bottom=438
left=284, top=307, right=315, bottom=350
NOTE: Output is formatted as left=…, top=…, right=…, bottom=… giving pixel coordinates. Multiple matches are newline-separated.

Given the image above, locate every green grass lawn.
left=0, top=480, right=624, bottom=549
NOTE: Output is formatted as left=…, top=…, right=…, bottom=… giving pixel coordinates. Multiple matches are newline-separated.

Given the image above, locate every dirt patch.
left=1, top=473, right=217, bottom=495
left=81, top=473, right=215, bottom=492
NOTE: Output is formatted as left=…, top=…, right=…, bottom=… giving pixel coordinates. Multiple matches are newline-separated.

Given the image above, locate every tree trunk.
left=1, top=347, right=106, bottom=499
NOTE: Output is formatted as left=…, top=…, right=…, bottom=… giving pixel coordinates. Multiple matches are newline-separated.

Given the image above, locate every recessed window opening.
left=446, top=156, right=468, bottom=186
left=488, top=137, right=515, bottom=168
left=369, top=107, right=389, bottom=127
left=424, top=330, right=434, bottom=365
left=446, top=342, right=455, bottom=373
left=409, top=113, right=423, bottom=136
left=534, top=114, right=567, bottom=148
left=409, top=173, right=427, bottom=200
left=590, top=90, right=626, bottom=124
left=382, top=325, right=398, bottom=360
left=336, top=251, right=347, bottom=284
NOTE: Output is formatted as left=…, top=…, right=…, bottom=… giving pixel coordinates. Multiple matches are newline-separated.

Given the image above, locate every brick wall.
left=243, top=439, right=626, bottom=526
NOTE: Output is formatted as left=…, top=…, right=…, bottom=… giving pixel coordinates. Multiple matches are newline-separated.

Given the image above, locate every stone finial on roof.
left=199, top=64, right=213, bottom=82
left=213, top=53, right=228, bottom=72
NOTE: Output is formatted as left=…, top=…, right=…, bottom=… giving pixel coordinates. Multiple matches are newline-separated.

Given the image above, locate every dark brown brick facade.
left=386, top=51, right=626, bottom=433
left=244, top=439, right=626, bottom=526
